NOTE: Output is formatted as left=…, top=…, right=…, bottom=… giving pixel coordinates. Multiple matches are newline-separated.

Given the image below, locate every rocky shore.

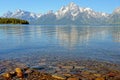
left=0, top=59, right=120, bottom=80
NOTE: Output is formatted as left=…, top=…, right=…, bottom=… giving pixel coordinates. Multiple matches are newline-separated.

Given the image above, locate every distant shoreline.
left=0, top=18, right=29, bottom=24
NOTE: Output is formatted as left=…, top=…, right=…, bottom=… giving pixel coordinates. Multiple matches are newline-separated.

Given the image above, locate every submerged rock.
left=95, top=77, right=105, bottom=80
left=15, top=68, right=23, bottom=78
left=93, top=73, right=102, bottom=77
left=52, top=74, right=67, bottom=80
left=2, top=73, right=11, bottom=79
left=67, top=77, right=80, bottom=80
left=25, top=69, right=33, bottom=74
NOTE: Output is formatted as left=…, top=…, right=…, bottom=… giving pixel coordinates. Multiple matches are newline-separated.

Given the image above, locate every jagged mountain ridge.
left=109, top=7, right=120, bottom=24
left=1, top=2, right=120, bottom=24
left=55, top=2, right=108, bottom=20
left=2, top=9, right=41, bottom=22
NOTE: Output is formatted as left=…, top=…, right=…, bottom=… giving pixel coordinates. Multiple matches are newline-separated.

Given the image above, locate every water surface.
left=0, top=25, right=120, bottom=63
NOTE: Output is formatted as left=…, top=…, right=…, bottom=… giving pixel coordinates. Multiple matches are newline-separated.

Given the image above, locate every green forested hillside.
left=0, top=18, right=29, bottom=24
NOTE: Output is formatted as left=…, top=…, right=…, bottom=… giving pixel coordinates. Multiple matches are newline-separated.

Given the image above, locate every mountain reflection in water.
left=0, top=25, right=120, bottom=63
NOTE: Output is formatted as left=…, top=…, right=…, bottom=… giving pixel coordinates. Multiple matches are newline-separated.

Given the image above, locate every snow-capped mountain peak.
left=68, top=2, right=78, bottom=8
left=55, top=2, right=107, bottom=20
left=101, top=13, right=109, bottom=17
left=16, top=9, right=23, bottom=13
left=55, top=2, right=81, bottom=19
left=113, top=7, right=120, bottom=14
left=84, top=8, right=93, bottom=12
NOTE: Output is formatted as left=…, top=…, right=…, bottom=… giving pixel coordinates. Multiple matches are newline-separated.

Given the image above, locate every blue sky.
left=0, top=0, right=120, bottom=15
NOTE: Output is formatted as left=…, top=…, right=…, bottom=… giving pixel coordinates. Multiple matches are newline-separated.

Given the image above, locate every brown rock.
left=108, top=72, right=116, bottom=77
left=114, top=75, right=120, bottom=80
left=15, top=68, right=23, bottom=78
left=93, top=73, right=101, bottom=77
left=9, top=71, right=16, bottom=77
left=15, top=68, right=22, bottom=73
left=95, top=77, right=105, bottom=80
left=82, top=71, right=91, bottom=75
left=2, top=73, right=11, bottom=79
left=17, top=72, right=23, bottom=78
left=25, top=69, right=33, bottom=74
left=52, top=74, right=66, bottom=80
left=67, top=77, right=80, bottom=80
left=63, top=73, right=71, bottom=77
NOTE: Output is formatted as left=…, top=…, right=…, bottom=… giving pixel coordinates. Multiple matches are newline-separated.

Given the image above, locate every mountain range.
left=1, top=2, right=120, bottom=25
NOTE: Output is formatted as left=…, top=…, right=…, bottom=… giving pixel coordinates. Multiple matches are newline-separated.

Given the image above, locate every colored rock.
left=9, top=71, right=16, bottom=77
left=114, top=75, right=120, bottom=80
left=108, top=72, right=116, bottom=77
left=93, top=73, right=101, bottom=77
left=63, top=73, right=71, bottom=77
left=82, top=71, right=90, bottom=75
left=95, top=77, right=105, bottom=80
left=52, top=74, right=66, bottom=80
left=15, top=68, right=22, bottom=73
left=67, top=77, right=80, bottom=80
left=17, top=72, right=23, bottom=78
left=15, top=68, right=23, bottom=78
left=2, top=73, right=11, bottom=79
left=9, top=71, right=16, bottom=75
left=25, top=69, right=33, bottom=74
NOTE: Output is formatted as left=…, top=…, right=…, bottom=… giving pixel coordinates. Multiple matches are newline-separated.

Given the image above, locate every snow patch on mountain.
left=113, top=7, right=120, bottom=14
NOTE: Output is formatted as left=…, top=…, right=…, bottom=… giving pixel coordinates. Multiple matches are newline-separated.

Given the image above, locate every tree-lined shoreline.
left=0, top=18, right=29, bottom=24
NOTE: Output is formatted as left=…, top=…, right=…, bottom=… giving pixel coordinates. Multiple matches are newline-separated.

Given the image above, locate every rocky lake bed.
left=0, top=57, right=120, bottom=80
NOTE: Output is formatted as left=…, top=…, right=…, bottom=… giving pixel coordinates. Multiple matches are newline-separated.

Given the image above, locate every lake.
left=0, top=25, right=120, bottom=64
